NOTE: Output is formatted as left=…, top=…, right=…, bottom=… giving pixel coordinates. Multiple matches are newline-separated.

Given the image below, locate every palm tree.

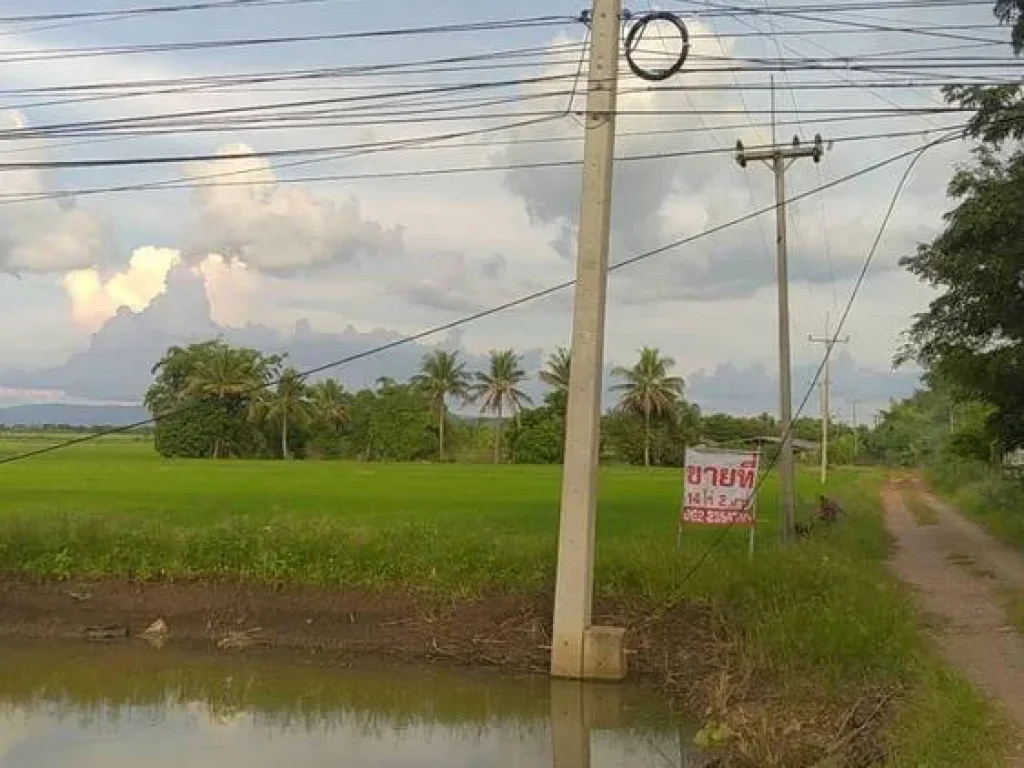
left=255, top=368, right=311, bottom=459
left=539, top=347, right=572, bottom=393
left=611, top=347, right=685, bottom=468
left=185, top=344, right=280, bottom=458
left=412, top=350, right=470, bottom=462
left=310, top=378, right=348, bottom=431
left=469, top=349, right=532, bottom=464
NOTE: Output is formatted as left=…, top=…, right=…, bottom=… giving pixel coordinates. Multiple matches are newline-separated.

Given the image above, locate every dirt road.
left=884, top=480, right=1024, bottom=764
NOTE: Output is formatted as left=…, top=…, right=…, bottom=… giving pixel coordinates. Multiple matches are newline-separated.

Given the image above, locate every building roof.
left=742, top=436, right=820, bottom=452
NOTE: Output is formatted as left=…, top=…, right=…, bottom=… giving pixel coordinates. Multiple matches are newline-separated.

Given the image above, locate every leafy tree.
left=611, top=347, right=685, bottom=467
left=507, top=400, right=566, bottom=465
left=899, top=149, right=1024, bottom=446
left=603, top=401, right=700, bottom=467
left=412, top=350, right=470, bottom=461
left=469, top=349, right=532, bottom=464
left=900, top=1, right=1024, bottom=447
left=365, top=383, right=436, bottom=462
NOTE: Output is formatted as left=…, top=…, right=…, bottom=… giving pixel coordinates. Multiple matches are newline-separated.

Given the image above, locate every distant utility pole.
left=735, top=82, right=826, bottom=539
left=850, top=398, right=863, bottom=460
left=551, top=0, right=623, bottom=681
left=808, top=312, right=849, bottom=485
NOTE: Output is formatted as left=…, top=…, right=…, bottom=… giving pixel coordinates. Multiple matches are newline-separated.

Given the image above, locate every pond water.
left=0, top=643, right=712, bottom=767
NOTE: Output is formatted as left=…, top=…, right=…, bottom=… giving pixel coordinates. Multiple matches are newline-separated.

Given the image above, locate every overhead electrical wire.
left=0, top=0, right=331, bottom=25
left=0, top=104, right=978, bottom=143
left=0, top=2, right=1006, bottom=64
left=673, top=0, right=1008, bottom=46
left=0, top=15, right=580, bottom=64
left=0, top=108, right=974, bottom=149
left=0, top=122, right=965, bottom=174
left=0, top=120, right=973, bottom=207
left=0, top=130, right=972, bottom=467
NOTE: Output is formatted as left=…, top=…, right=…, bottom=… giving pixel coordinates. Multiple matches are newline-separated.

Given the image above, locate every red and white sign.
left=681, top=449, right=760, bottom=525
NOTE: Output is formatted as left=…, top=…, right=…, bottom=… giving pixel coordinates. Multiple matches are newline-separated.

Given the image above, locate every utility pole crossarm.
left=735, top=134, right=825, bottom=167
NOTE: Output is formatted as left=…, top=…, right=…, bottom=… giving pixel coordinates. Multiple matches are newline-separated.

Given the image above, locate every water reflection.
left=0, top=643, right=713, bottom=767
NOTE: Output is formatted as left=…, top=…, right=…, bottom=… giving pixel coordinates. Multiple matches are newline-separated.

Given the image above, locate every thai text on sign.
left=681, top=449, right=760, bottom=525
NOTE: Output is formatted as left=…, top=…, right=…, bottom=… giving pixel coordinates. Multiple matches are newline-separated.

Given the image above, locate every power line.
left=675, top=0, right=1009, bottom=46
left=0, top=121, right=966, bottom=173
left=0, top=105, right=976, bottom=143
left=0, top=122, right=971, bottom=204
left=0, top=14, right=579, bottom=64
left=0, top=0, right=329, bottom=24
left=0, top=131, right=968, bottom=466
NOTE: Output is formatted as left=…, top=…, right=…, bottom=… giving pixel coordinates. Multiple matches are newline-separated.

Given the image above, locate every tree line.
left=145, top=339, right=836, bottom=466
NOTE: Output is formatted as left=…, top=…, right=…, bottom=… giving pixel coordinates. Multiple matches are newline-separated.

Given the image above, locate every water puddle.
left=0, top=643, right=711, bottom=767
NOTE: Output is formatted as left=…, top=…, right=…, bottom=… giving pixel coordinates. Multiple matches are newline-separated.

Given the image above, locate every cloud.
left=183, top=144, right=403, bottom=273
left=686, top=351, right=922, bottom=419
left=494, top=28, right=969, bottom=305
left=0, top=112, right=108, bottom=274
left=64, top=246, right=182, bottom=330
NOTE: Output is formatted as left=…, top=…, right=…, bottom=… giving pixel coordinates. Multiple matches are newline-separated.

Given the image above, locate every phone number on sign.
left=683, top=507, right=755, bottom=525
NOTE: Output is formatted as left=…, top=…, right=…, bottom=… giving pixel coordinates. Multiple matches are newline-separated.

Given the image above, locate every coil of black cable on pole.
left=624, top=10, right=689, bottom=82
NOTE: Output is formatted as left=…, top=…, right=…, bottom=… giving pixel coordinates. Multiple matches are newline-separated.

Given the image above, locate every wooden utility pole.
left=808, top=312, right=849, bottom=485
left=735, top=118, right=826, bottom=538
left=551, top=0, right=624, bottom=681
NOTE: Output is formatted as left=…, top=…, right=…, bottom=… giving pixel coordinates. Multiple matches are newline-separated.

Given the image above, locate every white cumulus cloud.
left=184, top=143, right=403, bottom=273
left=64, top=246, right=181, bottom=330
left=0, top=111, right=108, bottom=274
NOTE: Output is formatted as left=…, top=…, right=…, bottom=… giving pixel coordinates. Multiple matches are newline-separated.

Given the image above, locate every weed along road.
left=0, top=437, right=1015, bottom=765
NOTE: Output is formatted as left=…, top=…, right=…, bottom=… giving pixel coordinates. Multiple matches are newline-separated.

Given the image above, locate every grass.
left=929, top=461, right=1024, bottom=551
left=0, top=437, right=1011, bottom=765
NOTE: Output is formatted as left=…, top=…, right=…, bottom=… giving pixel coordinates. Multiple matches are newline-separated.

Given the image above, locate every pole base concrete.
left=551, top=626, right=628, bottom=681
left=552, top=626, right=629, bottom=681
left=582, top=626, right=627, bottom=681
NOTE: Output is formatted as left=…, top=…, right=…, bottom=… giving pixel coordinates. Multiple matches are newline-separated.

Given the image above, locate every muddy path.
left=883, top=480, right=1024, bottom=765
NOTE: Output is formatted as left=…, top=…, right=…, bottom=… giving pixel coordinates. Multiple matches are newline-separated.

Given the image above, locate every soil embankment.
left=0, top=578, right=711, bottom=681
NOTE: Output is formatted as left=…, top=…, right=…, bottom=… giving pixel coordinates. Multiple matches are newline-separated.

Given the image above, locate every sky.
left=0, top=0, right=1018, bottom=420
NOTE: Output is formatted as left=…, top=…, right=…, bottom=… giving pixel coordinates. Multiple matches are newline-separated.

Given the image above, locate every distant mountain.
left=0, top=404, right=149, bottom=427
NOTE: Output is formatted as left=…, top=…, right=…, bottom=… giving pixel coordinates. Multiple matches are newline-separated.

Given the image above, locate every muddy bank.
left=0, top=577, right=711, bottom=682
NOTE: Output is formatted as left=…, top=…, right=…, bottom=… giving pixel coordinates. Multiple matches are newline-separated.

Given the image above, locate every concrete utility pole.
left=850, top=398, right=863, bottom=460
left=735, top=126, right=825, bottom=539
left=551, top=0, right=626, bottom=681
left=808, top=312, right=849, bottom=485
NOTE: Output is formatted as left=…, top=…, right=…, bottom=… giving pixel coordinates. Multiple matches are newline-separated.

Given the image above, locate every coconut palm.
left=611, top=347, right=685, bottom=468
left=539, top=347, right=572, bottom=393
left=310, top=378, right=348, bottom=432
left=185, top=344, right=280, bottom=458
left=469, top=349, right=532, bottom=464
left=254, top=367, right=312, bottom=459
left=412, top=350, right=470, bottom=462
